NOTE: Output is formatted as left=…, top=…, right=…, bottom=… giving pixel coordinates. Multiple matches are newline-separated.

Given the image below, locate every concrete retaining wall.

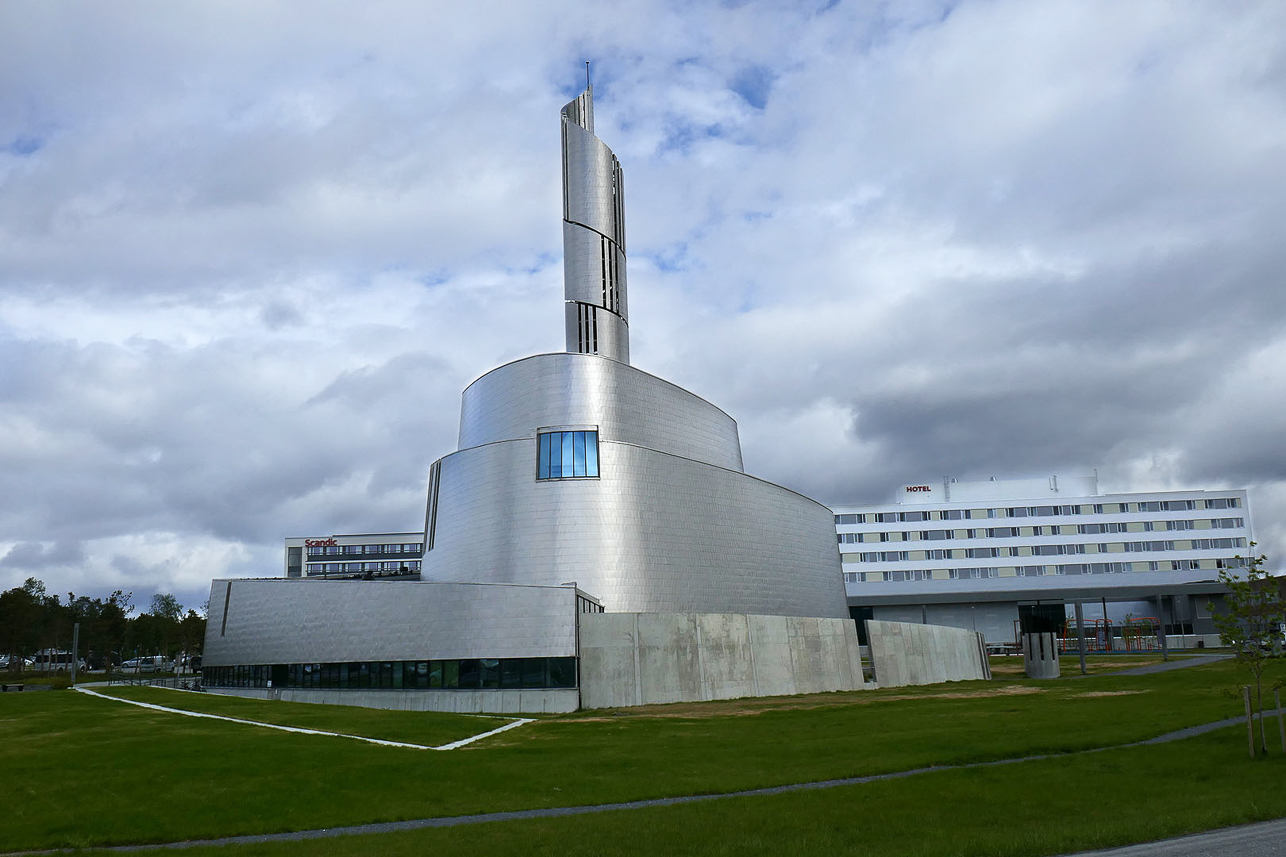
left=578, top=612, right=865, bottom=709
left=206, top=686, right=579, bottom=714
left=865, top=620, right=991, bottom=687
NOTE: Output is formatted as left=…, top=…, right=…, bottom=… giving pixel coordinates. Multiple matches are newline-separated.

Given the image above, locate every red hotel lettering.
left=304, top=538, right=338, bottom=547
left=904, top=486, right=932, bottom=493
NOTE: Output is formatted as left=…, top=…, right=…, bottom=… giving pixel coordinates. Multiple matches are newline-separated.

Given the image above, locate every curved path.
left=4, top=710, right=1280, bottom=856
left=1060, top=816, right=1286, bottom=856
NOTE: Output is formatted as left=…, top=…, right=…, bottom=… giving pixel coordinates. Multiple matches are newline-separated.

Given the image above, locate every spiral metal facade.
left=204, top=78, right=858, bottom=713
left=562, top=85, right=629, bottom=364
left=422, top=353, right=848, bottom=618
left=415, top=85, right=849, bottom=619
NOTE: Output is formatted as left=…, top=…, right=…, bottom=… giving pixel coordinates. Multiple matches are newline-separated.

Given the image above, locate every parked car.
left=119, top=656, right=168, bottom=673
left=30, top=650, right=85, bottom=671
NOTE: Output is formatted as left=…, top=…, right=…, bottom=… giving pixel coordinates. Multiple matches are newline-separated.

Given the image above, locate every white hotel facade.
left=834, top=475, right=1251, bottom=647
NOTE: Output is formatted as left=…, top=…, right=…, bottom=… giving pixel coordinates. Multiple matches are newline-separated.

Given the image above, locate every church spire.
left=561, top=80, right=629, bottom=363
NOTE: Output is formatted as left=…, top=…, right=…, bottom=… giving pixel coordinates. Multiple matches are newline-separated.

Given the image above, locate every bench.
left=1, top=683, right=25, bottom=692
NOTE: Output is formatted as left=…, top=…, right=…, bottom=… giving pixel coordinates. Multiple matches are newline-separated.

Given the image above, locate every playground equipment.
left=1058, top=616, right=1162, bottom=653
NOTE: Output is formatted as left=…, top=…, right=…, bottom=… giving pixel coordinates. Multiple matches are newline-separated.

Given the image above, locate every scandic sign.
left=304, top=538, right=338, bottom=547
left=904, top=485, right=932, bottom=493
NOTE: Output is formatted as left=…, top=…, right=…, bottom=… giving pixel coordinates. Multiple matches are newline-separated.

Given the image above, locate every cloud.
left=1, top=0, right=1285, bottom=610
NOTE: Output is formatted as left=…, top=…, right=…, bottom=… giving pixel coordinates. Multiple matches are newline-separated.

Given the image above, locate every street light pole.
left=70, top=622, right=80, bottom=685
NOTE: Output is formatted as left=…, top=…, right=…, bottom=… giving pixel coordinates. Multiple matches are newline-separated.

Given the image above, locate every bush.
left=0, top=672, right=72, bottom=689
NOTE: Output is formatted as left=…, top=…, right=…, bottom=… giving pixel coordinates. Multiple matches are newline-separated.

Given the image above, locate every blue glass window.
left=538, top=430, right=599, bottom=479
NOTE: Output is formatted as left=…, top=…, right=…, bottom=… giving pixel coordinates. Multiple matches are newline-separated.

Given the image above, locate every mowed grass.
left=0, top=658, right=1282, bottom=851
left=177, top=729, right=1286, bottom=857
left=92, top=685, right=498, bottom=746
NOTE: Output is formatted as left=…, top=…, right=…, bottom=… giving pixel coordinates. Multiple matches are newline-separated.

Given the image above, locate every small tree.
left=1211, top=545, right=1286, bottom=756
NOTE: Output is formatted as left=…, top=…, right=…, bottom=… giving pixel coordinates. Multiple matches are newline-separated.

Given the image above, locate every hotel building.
left=834, top=475, right=1250, bottom=646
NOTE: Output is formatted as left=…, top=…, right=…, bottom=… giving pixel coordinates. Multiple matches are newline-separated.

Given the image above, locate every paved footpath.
left=1103, top=654, right=1233, bottom=677
left=1060, top=817, right=1286, bottom=856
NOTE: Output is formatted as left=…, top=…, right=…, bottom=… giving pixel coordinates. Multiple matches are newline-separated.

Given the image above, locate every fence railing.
left=107, top=673, right=202, bottom=690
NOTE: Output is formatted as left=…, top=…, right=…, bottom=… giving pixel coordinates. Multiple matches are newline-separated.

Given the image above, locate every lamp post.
left=70, top=623, right=80, bottom=685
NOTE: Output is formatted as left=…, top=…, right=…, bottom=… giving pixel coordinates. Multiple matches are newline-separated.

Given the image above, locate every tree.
left=1211, top=545, right=1286, bottom=756
left=150, top=593, right=183, bottom=622
left=178, top=609, right=206, bottom=659
left=0, top=582, right=43, bottom=673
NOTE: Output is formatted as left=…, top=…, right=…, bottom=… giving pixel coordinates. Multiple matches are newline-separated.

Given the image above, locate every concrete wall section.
left=208, top=687, right=580, bottom=715
left=578, top=612, right=865, bottom=709
left=865, top=619, right=991, bottom=687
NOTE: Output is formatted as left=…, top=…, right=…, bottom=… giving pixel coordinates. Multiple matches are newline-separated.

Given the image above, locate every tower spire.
left=560, top=78, right=629, bottom=363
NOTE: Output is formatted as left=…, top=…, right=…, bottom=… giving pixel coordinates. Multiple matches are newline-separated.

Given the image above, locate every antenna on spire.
left=585, top=61, right=591, bottom=89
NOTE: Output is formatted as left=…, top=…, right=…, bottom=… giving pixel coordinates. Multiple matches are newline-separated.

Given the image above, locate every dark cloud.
left=0, top=541, right=85, bottom=570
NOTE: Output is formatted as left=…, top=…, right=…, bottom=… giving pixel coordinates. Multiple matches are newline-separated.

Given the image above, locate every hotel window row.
left=842, top=556, right=1247, bottom=583
left=204, top=657, right=578, bottom=691
left=834, top=497, right=1240, bottom=525
left=306, top=543, right=424, bottom=557
left=846, top=537, right=1246, bottom=562
left=305, top=561, right=422, bottom=577
left=838, top=520, right=1244, bottom=543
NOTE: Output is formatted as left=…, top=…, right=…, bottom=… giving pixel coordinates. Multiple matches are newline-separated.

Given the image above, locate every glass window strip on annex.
left=538, top=430, right=599, bottom=479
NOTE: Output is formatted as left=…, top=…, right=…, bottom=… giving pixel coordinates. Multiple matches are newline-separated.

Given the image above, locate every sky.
left=2, top=0, right=1284, bottom=614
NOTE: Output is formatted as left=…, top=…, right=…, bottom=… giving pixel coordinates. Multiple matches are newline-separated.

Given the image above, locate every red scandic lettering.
left=304, top=538, right=338, bottom=547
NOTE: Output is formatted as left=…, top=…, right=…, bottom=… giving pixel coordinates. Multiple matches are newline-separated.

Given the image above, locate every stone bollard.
left=1022, top=631, right=1061, bottom=679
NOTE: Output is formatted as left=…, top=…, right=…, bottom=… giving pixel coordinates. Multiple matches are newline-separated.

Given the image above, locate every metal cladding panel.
left=562, top=120, right=621, bottom=241
left=562, top=85, right=627, bottom=363
left=421, top=439, right=848, bottom=618
left=458, top=353, right=742, bottom=472
left=201, top=579, right=578, bottom=667
left=562, top=222, right=628, bottom=319
left=560, top=299, right=630, bottom=362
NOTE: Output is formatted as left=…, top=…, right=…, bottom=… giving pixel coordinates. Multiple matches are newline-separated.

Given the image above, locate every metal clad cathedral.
left=203, top=84, right=864, bottom=712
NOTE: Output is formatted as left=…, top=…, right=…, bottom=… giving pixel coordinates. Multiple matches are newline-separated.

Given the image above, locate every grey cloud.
left=0, top=540, right=85, bottom=570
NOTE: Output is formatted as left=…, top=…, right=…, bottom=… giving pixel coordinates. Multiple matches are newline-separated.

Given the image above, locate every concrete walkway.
left=1102, top=654, right=1233, bottom=676
left=1060, top=816, right=1286, bottom=856
left=5, top=711, right=1279, bottom=856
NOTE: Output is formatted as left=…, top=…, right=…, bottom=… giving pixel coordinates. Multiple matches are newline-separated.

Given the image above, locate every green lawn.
left=0, top=658, right=1282, bottom=853
left=177, top=730, right=1286, bottom=857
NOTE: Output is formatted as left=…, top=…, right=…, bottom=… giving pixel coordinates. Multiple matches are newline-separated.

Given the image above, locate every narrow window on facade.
left=537, top=430, right=600, bottom=479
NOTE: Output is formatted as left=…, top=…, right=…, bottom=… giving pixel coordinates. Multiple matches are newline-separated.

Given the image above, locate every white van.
left=119, top=656, right=168, bottom=673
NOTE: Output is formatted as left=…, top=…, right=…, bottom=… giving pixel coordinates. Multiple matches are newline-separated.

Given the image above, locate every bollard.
left=70, top=622, right=80, bottom=686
